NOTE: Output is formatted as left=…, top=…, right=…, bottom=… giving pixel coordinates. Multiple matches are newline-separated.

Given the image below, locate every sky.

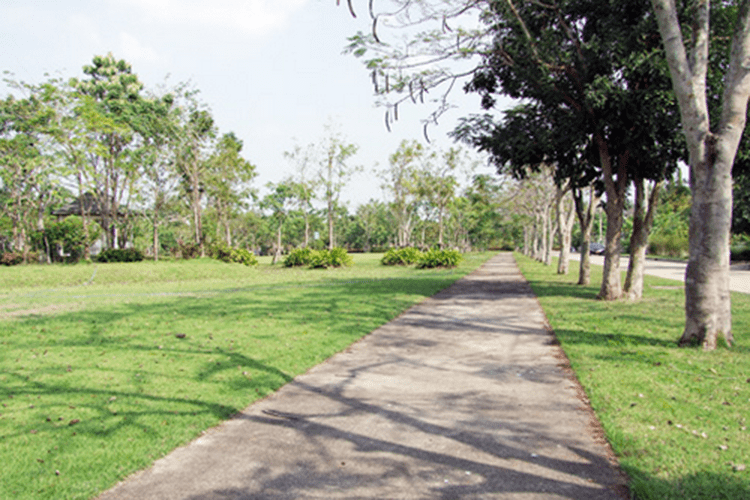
left=0, top=0, right=503, bottom=209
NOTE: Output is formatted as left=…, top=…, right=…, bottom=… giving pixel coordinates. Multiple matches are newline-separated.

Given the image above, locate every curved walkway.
left=98, top=253, right=627, bottom=500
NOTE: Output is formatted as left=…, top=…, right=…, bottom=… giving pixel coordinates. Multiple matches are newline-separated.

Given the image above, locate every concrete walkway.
left=98, top=253, right=627, bottom=500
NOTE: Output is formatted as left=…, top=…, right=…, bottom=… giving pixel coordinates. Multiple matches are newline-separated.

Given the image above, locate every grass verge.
left=0, top=252, right=494, bottom=500
left=514, top=253, right=750, bottom=500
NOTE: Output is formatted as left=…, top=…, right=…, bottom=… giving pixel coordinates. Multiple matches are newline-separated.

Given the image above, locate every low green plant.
left=730, top=239, right=750, bottom=262
left=416, top=249, right=463, bottom=269
left=381, top=247, right=423, bottom=266
left=209, top=243, right=258, bottom=266
left=308, top=247, right=354, bottom=269
left=648, top=233, right=688, bottom=258
left=284, top=247, right=315, bottom=267
left=325, top=247, right=354, bottom=268
left=231, top=247, right=258, bottom=266
left=178, top=242, right=201, bottom=260
left=96, top=248, right=145, bottom=263
left=515, top=253, right=750, bottom=500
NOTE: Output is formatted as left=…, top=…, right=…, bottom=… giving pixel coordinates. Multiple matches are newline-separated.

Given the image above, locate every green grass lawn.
left=0, top=252, right=494, bottom=500
left=514, top=253, right=750, bottom=500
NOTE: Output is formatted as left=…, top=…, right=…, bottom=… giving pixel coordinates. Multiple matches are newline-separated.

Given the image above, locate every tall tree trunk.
left=625, top=178, right=662, bottom=300
left=153, top=221, right=160, bottom=262
left=533, top=214, right=542, bottom=261
left=574, top=185, right=600, bottom=286
left=328, top=196, right=334, bottom=250
left=523, top=226, right=531, bottom=256
left=557, top=189, right=576, bottom=275
left=651, top=0, right=750, bottom=348
left=191, top=173, right=204, bottom=257
left=303, top=208, right=310, bottom=248
left=272, top=222, right=283, bottom=264
left=597, top=138, right=629, bottom=300
left=544, top=203, right=555, bottom=266
left=76, top=171, right=92, bottom=261
left=438, top=208, right=445, bottom=249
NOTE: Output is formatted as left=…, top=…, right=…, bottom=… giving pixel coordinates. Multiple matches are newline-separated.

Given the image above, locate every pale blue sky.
left=0, top=0, right=497, bottom=208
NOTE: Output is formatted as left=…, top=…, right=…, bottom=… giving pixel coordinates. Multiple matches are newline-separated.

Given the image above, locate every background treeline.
left=0, top=54, right=517, bottom=265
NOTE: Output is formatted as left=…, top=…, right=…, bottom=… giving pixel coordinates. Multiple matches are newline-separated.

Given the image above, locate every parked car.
left=589, top=242, right=606, bottom=255
left=578, top=243, right=606, bottom=255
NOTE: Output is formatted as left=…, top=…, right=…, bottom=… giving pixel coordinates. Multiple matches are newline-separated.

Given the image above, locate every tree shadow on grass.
left=625, top=468, right=750, bottom=500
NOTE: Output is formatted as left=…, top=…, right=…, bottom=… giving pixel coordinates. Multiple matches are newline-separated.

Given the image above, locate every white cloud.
left=119, top=32, right=160, bottom=64
left=111, top=0, right=309, bottom=37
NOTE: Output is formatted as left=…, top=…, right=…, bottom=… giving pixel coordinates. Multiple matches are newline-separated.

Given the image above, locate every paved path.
left=98, top=253, right=627, bottom=500
left=570, top=254, right=750, bottom=293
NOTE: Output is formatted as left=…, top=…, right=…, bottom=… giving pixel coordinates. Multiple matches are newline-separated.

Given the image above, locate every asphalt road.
left=569, top=253, right=750, bottom=294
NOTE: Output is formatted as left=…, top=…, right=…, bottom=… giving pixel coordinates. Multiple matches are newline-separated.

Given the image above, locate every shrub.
left=209, top=242, right=258, bottom=266
left=648, top=233, right=688, bottom=258
left=284, top=247, right=315, bottom=267
left=1, top=252, right=23, bottom=266
left=306, top=248, right=354, bottom=269
left=96, top=248, right=145, bottom=263
left=284, top=247, right=352, bottom=269
left=307, top=250, right=328, bottom=269
left=731, top=243, right=750, bottom=262
left=381, top=247, right=423, bottom=266
left=327, top=247, right=354, bottom=267
left=416, top=249, right=463, bottom=269
left=178, top=242, right=201, bottom=260
left=230, top=248, right=258, bottom=266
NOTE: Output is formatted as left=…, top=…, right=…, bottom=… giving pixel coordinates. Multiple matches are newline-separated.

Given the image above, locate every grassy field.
left=514, top=253, right=750, bottom=500
left=0, top=252, right=494, bottom=500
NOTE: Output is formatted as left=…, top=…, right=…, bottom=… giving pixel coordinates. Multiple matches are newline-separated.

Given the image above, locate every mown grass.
left=0, top=252, right=494, bottom=500
left=514, top=253, right=750, bottom=500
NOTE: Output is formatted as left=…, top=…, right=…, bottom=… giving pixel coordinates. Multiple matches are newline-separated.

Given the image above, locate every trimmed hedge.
left=416, top=249, right=463, bottom=269
left=96, top=248, right=145, bottom=263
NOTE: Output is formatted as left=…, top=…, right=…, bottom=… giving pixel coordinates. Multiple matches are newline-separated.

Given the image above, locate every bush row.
left=284, top=247, right=353, bottom=268
left=381, top=247, right=463, bottom=269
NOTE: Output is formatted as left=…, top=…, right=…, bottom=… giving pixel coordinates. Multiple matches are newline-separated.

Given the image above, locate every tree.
left=461, top=0, right=682, bottom=300
left=260, top=181, right=296, bottom=264
left=379, top=140, right=424, bottom=247
left=0, top=93, right=54, bottom=261
left=455, top=101, right=599, bottom=280
left=206, top=132, right=257, bottom=246
left=350, top=199, right=394, bottom=251
left=341, top=0, right=497, bottom=141
left=650, top=0, right=750, bottom=348
left=174, top=97, right=215, bottom=257
left=317, top=128, right=359, bottom=250
left=416, top=147, right=465, bottom=248
left=283, top=143, right=317, bottom=247
left=73, top=53, right=156, bottom=250
left=460, top=173, right=508, bottom=251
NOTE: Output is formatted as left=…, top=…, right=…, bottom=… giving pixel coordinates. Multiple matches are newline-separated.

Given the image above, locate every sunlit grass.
left=515, top=253, right=750, bottom=500
left=0, top=252, right=494, bottom=499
